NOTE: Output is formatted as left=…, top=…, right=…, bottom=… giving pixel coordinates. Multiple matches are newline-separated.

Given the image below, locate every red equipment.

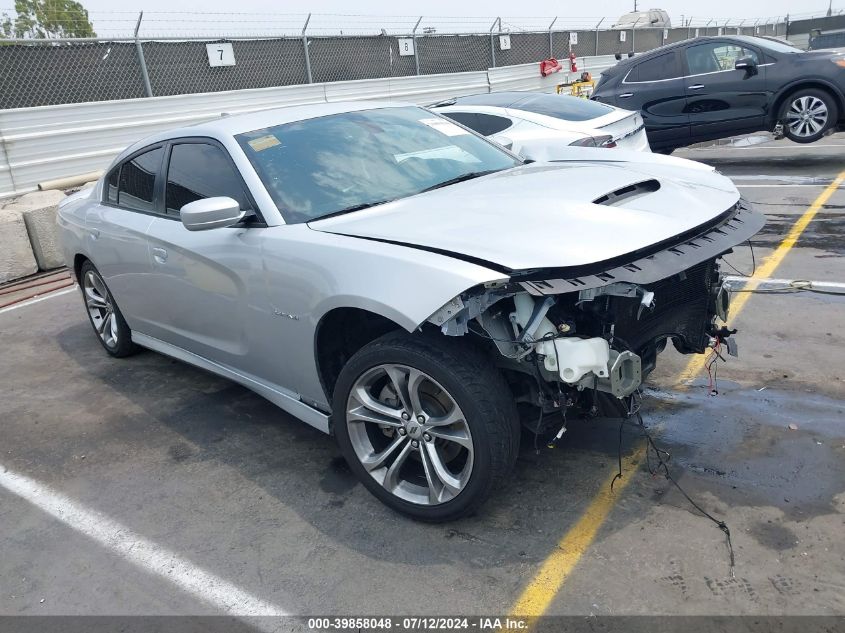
left=539, top=57, right=563, bottom=77
left=569, top=51, right=578, bottom=73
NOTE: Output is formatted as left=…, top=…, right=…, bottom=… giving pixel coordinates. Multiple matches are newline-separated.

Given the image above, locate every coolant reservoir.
left=541, top=337, right=611, bottom=383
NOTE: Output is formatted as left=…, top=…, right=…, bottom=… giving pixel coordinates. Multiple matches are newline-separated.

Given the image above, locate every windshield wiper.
left=419, top=169, right=501, bottom=193
left=312, top=199, right=394, bottom=221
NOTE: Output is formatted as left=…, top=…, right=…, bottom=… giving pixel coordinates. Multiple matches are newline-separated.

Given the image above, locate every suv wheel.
left=780, top=89, right=838, bottom=143
left=332, top=332, right=519, bottom=522
left=79, top=261, right=138, bottom=358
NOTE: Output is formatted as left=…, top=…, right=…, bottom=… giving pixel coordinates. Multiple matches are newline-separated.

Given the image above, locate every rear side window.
left=165, top=143, right=251, bottom=216
left=441, top=112, right=513, bottom=136
left=472, top=113, right=513, bottom=136
left=117, top=146, right=163, bottom=212
left=441, top=111, right=478, bottom=130
left=510, top=93, right=613, bottom=122
left=626, top=52, right=682, bottom=82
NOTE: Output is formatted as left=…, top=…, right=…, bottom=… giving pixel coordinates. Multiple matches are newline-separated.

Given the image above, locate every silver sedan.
left=58, top=101, right=763, bottom=521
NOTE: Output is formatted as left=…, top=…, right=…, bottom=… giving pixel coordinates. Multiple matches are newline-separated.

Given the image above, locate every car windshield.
left=237, top=106, right=520, bottom=223
left=510, top=93, right=614, bottom=122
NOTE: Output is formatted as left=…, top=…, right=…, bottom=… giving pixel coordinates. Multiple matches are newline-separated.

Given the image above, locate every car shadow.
left=53, top=321, right=655, bottom=569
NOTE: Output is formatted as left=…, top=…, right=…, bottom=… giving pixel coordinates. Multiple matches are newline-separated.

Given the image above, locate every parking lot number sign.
left=499, top=35, right=511, bottom=50
left=619, top=31, right=627, bottom=42
left=398, top=38, right=415, bottom=56
left=206, top=43, right=235, bottom=67
left=569, top=32, right=578, bottom=45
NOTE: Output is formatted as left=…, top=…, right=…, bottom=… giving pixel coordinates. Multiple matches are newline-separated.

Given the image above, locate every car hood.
left=308, top=159, right=742, bottom=272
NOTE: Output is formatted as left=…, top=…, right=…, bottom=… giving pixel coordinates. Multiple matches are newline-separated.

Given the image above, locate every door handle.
left=618, top=92, right=634, bottom=98
left=688, top=84, right=705, bottom=90
left=152, top=247, right=168, bottom=264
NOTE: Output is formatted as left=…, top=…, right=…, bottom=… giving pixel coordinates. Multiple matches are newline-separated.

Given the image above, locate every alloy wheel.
left=785, top=95, right=828, bottom=138
left=83, top=270, right=118, bottom=349
left=345, top=363, right=474, bottom=506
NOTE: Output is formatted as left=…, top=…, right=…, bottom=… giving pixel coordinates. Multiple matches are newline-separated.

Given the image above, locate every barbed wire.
left=0, top=8, right=820, bottom=39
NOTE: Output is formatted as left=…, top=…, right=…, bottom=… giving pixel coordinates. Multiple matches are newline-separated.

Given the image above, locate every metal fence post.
left=631, top=17, right=640, bottom=52
left=489, top=17, right=500, bottom=68
left=412, top=16, right=422, bottom=75
left=134, top=12, right=153, bottom=98
left=594, top=18, right=604, bottom=56
left=548, top=16, right=557, bottom=58
left=302, top=13, right=313, bottom=84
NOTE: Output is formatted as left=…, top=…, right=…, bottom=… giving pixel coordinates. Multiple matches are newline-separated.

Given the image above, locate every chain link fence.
left=0, top=13, right=796, bottom=110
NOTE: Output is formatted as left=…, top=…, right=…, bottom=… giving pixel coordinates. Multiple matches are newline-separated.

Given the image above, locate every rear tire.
left=79, top=261, right=138, bottom=358
left=779, top=88, right=838, bottom=143
left=332, top=331, right=519, bottom=522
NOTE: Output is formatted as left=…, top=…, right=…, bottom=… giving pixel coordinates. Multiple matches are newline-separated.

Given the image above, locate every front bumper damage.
left=427, top=201, right=764, bottom=399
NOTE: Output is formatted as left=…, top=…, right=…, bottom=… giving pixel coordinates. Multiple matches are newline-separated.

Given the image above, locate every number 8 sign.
left=397, top=38, right=415, bottom=56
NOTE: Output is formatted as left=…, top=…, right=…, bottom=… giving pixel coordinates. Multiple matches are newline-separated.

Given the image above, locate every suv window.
left=627, top=51, right=682, bottom=82
left=165, top=142, right=251, bottom=216
left=686, top=43, right=759, bottom=75
left=117, top=146, right=163, bottom=212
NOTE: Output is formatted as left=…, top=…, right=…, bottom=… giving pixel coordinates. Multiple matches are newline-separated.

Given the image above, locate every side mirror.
left=735, top=57, right=757, bottom=71
left=491, top=135, right=514, bottom=150
left=180, top=197, right=245, bottom=231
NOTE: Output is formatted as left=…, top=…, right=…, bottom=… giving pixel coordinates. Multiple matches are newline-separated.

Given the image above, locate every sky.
left=76, top=0, right=841, bottom=21
left=5, top=0, right=843, bottom=37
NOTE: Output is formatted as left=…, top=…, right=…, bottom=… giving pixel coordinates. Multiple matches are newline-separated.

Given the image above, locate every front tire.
left=79, top=261, right=138, bottom=358
left=332, top=332, right=519, bottom=522
left=780, top=89, right=838, bottom=143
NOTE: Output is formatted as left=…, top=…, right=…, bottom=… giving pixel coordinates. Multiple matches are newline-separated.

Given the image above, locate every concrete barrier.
left=2, top=189, right=66, bottom=272
left=0, top=209, right=38, bottom=282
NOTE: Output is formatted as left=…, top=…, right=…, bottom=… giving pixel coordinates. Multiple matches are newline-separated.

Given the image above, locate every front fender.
left=258, top=224, right=506, bottom=406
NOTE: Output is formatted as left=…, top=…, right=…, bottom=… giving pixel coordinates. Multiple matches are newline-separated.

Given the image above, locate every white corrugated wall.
left=0, top=55, right=619, bottom=198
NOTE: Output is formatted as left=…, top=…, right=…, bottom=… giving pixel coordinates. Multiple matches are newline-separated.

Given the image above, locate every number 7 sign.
left=206, top=42, right=236, bottom=67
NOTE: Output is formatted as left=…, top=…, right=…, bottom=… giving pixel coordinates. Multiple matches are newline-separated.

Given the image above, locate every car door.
left=85, top=145, right=163, bottom=331
left=143, top=138, right=268, bottom=373
left=682, top=41, right=769, bottom=139
left=616, top=50, right=690, bottom=148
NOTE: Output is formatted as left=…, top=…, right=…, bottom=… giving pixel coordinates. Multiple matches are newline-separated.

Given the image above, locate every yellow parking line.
left=675, top=169, right=845, bottom=384
left=509, top=169, right=845, bottom=619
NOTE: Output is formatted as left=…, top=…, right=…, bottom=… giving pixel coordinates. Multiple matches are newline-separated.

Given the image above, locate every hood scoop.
left=593, top=179, right=660, bottom=206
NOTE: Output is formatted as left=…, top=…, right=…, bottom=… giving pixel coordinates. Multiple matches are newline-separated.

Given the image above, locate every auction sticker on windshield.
left=419, top=117, right=469, bottom=136
left=247, top=135, right=281, bottom=151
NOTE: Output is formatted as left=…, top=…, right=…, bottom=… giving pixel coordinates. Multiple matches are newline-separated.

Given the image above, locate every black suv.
left=592, top=35, right=845, bottom=152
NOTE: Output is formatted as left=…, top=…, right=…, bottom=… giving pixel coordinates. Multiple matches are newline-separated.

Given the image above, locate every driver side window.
left=165, top=142, right=252, bottom=217
left=686, top=43, right=759, bottom=75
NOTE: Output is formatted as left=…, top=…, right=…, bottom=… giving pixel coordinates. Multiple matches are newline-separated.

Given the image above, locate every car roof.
left=602, top=35, right=778, bottom=75
left=117, top=100, right=411, bottom=160
left=431, top=92, right=541, bottom=108
left=137, top=100, right=406, bottom=143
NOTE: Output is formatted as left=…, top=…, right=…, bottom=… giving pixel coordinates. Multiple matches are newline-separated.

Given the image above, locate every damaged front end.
left=427, top=201, right=763, bottom=410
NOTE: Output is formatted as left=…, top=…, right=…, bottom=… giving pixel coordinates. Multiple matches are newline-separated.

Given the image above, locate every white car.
left=430, top=91, right=651, bottom=155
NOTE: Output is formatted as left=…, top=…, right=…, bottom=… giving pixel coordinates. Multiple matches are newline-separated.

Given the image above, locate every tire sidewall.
left=780, top=89, right=838, bottom=143
left=332, top=334, right=503, bottom=521
left=79, top=261, right=135, bottom=358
